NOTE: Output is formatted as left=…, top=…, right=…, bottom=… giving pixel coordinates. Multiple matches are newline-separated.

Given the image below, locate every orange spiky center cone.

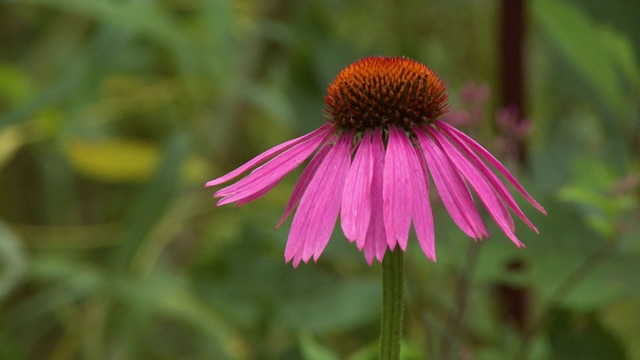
left=324, top=56, right=449, bottom=130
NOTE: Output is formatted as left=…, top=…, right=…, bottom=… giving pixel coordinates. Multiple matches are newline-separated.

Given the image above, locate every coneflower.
left=206, top=56, right=546, bottom=267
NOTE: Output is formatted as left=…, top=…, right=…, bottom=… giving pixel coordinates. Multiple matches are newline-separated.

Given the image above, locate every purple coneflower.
left=206, top=56, right=546, bottom=267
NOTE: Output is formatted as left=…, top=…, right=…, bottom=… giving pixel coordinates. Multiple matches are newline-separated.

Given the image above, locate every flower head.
left=206, top=56, right=546, bottom=267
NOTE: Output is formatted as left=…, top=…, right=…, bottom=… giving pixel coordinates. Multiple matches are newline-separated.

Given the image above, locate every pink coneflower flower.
left=206, top=56, right=546, bottom=267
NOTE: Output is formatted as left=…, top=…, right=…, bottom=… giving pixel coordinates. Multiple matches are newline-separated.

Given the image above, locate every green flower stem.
left=379, top=249, right=405, bottom=360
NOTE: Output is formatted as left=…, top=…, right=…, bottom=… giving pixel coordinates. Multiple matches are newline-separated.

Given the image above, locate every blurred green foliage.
left=0, top=0, right=639, bottom=359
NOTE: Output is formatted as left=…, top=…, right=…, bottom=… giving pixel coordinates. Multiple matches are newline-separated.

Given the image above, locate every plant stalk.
left=379, top=249, right=405, bottom=359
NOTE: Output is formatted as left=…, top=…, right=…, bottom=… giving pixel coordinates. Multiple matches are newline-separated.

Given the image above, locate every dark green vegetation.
left=0, top=0, right=638, bottom=359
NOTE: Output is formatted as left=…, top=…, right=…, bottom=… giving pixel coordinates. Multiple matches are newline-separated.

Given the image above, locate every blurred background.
left=0, top=0, right=639, bottom=359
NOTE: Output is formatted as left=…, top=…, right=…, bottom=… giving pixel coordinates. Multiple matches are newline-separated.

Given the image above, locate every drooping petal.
left=408, top=146, right=436, bottom=261
left=214, top=130, right=332, bottom=206
left=428, top=127, right=524, bottom=247
left=436, top=120, right=546, bottom=215
left=236, top=181, right=279, bottom=207
left=285, top=132, right=352, bottom=267
left=276, top=141, right=333, bottom=229
left=383, top=126, right=414, bottom=250
left=205, top=124, right=333, bottom=187
left=341, top=130, right=374, bottom=242
left=362, top=128, right=388, bottom=264
left=437, top=121, right=541, bottom=232
left=416, top=130, right=488, bottom=239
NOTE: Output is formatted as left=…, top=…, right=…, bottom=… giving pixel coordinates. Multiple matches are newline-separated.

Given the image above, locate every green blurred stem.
left=379, top=249, right=404, bottom=360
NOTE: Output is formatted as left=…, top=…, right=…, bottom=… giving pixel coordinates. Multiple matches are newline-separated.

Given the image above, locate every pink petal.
left=362, top=128, right=388, bottom=264
left=437, top=122, right=539, bottom=233
left=435, top=121, right=546, bottom=215
left=428, top=128, right=524, bottom=247
left=236, top=181, right=278, bottom=207
left=416, top=130, right=488, bottom=239
left=285, top=132, right=352, bottom=267
left=276, top=141, right=333, bottom=229
left=214, top=130, right=331, bottom=206
left=341, top=130, right=374, bottom=242
left=408, top=146, right=436, bottom=261
left=205, top=124, right=333, bottom=188
left=383, top=126, right=414, bottom=251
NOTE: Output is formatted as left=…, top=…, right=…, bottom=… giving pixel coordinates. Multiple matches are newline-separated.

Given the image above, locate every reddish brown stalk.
left=496, top=0, right=529, bottom=335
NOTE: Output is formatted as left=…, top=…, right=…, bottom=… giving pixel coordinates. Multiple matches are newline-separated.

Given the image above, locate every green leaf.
left=0, top=220, right=27, bottom=302
left=119, top=273, right=247, bottom=359
left=111, top=131, right=189, bottom=271
left=278, top=279, right=380, bottom=333
left=600, top=298, right=640, bottom=360
left=533, top=0, right=629, bottom=113
left=22, top=0, right=188, bottom=50
left=21, top=0, right=198, bottom=93
left=548, top=309, right=626, bottom=359
left=299, top=333, right=340, bottom=360
left=0, top=55, right=84, bottom=131
left=558, top=158, right=636, bottom=237
left=0, top=63, right=31, bottom=105
left=598, top=27, right=640, bottom=87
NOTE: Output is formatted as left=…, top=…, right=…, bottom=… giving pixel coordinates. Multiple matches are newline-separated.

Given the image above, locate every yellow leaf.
left=65, top=138, right=161, bottom=183
left=0, top=126, right=26, bottom=169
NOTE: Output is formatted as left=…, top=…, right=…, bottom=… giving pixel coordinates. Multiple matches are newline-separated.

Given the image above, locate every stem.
left=380, top=249, right=405, bottom=360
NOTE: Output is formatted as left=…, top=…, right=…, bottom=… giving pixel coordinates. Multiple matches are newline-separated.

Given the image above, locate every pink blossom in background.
left=440, top=110, right=471, bottom=127
left=461, top=82, right=491, bottom=105
left=442, top=82, right=492, bottom=127
left=496, top=105, right=533, bottom=139
left=495, top=105, right=534, bottom=160
left=206, top=57, right=546, bottom=267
